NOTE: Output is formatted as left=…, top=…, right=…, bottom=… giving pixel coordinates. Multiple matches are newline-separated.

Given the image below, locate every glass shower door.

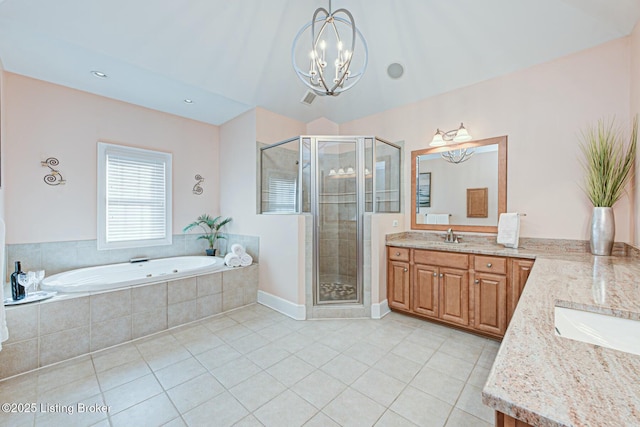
left=315, top=139, right=360, bottom=304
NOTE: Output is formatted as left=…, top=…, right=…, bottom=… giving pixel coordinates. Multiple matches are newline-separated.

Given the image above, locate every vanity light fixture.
left=292, top=0, right=368, bottom=96
left=429, top=123, right=474, bottom=164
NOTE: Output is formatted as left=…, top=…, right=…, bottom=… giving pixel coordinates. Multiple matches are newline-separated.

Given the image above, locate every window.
left=265, top=173, right=297, bottom=213
left=97, top=142, right=172, bottom=250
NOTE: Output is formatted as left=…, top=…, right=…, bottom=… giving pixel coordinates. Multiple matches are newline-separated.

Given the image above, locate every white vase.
left=589, top=207, right=615, bottom=256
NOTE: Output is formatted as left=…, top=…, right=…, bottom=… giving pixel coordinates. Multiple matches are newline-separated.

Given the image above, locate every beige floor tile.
left=320, top=354, right=368, bottom=385
left=454, top=383, right=494, bottom=424
left=201, top=315, right=238, bottom=333
left=266, top=355, right=315, bottom=387
left=295, top=342, right=340, bottom=368
left=229, top=372, right=286, bottom=411
left=233, top=414, right=265, bottom=426
left=142, top=346, right=193, bottom=372
left=323, top=388, right=386, bottom=427
left=391, top=340, right=436, bottom=365
left=425, top=351, right=475, bottom=382
left=271, top=331, right=314, bottom=353
left=110, top=393, right=179, bottom=427
left=91, top=344, right=142, bottom=372
left=318, top=331, right=361, bottom=353
left=180, top=333, right=225, bottom=355
left=35, top=393, right=107, bottom=427
left=445, top=408, right=492, bottom=427
left=229, top=332, right=270, bottom=354
left=467, top=364, right=491, bottom=389
left=183, top=391, right=248, bottom=427
left=256, top=323, right=294, bottom=342
left=438, top=339, right=484, bottom=364
left=410, top=367, right=465, bottom=405
left=195, top=344, right=242, bottom=370
left=246, top=343, right=292, bottom=369
left=161, top=416, right=187, bottom=427
left=36, top=357, right=94, bottom=394
left=390, top=386, right=451, bottom=427
left=103, top=374, right=163, bottom=414
left=373, top=353, right=421, bottom=383
left=211, top=357, right=262, bottom=388
left=96, top=358, right=152, bottom=391
left=167, top=373, right=225, bottom=414
left=155, top=357, right=207, bottom=390
left=37, top=374, right=101, bottom=405
left=351, top=369, right=406, bottom=407
left=292, top=370, right=347, bottom=408
left=342, top=342, right=388, bottom=366
left=304, top=412, right=341, bottom=427
left=253, top=390, right=317, bottom=427
left=172, top=324, right=217, bottom=344
left=374, top=410, right=419, bottom=427
left=404, top=329, right=447, bottom=350
left=216, top=324, right=254, bottom=342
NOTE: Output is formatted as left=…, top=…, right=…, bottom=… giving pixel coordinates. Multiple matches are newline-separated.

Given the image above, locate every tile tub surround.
left=481, top=256, right=640, bottom=426
left=6, top=233, right=259, bottom=280
left=0, top=264, right=259, bottom=380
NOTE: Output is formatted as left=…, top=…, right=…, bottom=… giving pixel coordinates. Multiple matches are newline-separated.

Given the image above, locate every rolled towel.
left=224, top=253, right=241, bottom=268
left=231, top=244, right=245, bottom=257
left=240, top=253, right=253, bottom=267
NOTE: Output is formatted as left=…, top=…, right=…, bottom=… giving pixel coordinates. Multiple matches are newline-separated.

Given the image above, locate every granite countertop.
left=386, top=232, right=640, bottom=426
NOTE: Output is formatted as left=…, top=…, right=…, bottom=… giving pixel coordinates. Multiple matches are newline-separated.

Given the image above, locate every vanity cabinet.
left=387, top=248, right=410, bottom=311
left=387, top=246, right=534, bottom=338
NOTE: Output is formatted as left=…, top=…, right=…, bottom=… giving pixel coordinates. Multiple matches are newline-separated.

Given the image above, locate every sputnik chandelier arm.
left=292, top=0, right=368, bottom=96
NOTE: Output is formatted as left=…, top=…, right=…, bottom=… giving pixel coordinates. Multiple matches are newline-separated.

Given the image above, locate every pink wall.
left=341, top=38, right=633, bottom=242
left=4, top=73, right=219, bottom=244
left=631, top=22, right=640, bottom=245
left=220, top=107, right=308, bottom=305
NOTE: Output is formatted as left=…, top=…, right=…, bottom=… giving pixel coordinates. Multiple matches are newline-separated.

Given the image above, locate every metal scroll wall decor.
left=193, top=174, right=204, bottom=195
left=41, top=157, right=66, bottom=186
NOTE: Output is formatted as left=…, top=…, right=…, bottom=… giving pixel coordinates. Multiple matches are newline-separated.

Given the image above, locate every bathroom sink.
left=554, top=306, right=640, bottom=356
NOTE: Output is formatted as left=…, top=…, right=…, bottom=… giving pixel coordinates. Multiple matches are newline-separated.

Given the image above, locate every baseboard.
left=371, top=299, right=390, bottom=319
left=257, top=290, right=306, bottom=320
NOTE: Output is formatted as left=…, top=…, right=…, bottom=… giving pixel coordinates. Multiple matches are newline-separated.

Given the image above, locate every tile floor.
left=0, top=303, right=500, bottom=427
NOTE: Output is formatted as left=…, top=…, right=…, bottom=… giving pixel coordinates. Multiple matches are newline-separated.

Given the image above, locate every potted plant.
left=183, top=214, right=232, bottom=256
left=579, top=117, right=637, bottom=255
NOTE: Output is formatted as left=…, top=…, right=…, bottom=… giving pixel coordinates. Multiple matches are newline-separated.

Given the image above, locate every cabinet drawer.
left=414, top=250, right=468, bottom=269
left=474, top=255, right=507, bottom=274
left=388, top=247, right=410, bottom=262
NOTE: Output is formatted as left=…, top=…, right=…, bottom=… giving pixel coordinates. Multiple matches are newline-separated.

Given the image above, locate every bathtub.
left=41, top=256, right=223, bottom=293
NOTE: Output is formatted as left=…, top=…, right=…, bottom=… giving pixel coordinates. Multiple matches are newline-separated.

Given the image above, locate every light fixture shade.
left=430, top=133, right=446, bottom=147
left=453, top=124, right=472, bottom=142
left=292, top=3, right=368, bottom=96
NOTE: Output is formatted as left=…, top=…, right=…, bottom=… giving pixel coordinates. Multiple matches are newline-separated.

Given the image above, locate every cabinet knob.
left=475, top=279, right=480, bottom=284
left=396, top=252, right=401, bottom=256
left=487, top=263, right=492, bottom=268
left=403, top=268, right=408, bottom=272
left=433, top=272, right=438, bottom=277
left=439, top=273, right=443, bottom=278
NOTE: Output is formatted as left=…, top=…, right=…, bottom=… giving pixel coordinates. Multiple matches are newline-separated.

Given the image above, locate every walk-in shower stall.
left=260, top=136, right=401, bottom=315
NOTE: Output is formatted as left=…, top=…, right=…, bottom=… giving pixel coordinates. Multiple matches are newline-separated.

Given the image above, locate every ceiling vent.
left=300, top=90, right=317, bottom=106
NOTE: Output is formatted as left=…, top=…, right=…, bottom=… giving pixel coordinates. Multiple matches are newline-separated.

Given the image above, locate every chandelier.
left=292, top=0, right=368, bottom=96
left=429, top=123, right=474, bottom=164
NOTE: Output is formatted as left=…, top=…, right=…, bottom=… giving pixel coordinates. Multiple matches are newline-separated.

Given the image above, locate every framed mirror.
left=411, top=135, right=507, bottom=233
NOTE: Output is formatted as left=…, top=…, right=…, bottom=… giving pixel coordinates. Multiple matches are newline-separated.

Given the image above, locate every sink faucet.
left=445, top=228, right=455, bottom=243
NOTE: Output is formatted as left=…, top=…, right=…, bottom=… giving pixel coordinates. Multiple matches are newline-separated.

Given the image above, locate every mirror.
left=411, top=135, right=507, bottom=233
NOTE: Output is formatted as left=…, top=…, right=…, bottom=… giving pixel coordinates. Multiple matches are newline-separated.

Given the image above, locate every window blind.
left=267, top=175, right=297, bottom=212
left=98, top=142, right=172, bottom=249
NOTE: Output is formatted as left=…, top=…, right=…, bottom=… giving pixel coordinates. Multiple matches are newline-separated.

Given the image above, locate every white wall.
left=340, top=38, right=633, bottom=242
left=3, top=73, right=219, bottom=244
left=219, top=107, right=308, bottom=305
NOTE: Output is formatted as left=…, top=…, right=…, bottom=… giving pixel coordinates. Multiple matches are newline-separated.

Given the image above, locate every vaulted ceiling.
left=0, top=0, right=638, bottom=126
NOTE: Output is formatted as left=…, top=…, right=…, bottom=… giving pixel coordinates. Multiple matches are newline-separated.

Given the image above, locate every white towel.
left=230, top=244, right=245, bottom=257
left=224, top=253, right=241, bottom=268
left=426, top=214, right=449, bottom=225
left=240, top=253, right=253, bottom=267
left=497, top=213, right=520, bottom=249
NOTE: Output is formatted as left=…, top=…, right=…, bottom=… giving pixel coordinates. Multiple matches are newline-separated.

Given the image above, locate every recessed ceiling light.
left=387, top=63, right=404, bottom=79
left=183, top=99, right=194, bottom=104
left=91, top=71, right=108, bottom=78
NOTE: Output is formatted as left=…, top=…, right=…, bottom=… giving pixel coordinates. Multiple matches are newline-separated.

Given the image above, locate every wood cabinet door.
left=508, top=259, right=534, bottom=321
left=413, top=264, right=439, bottom=317
left=473, top=272, right=507, bottom=335
left=439, top=267, right=469, bottom=326
left=388, top=260, right=410, bottom=311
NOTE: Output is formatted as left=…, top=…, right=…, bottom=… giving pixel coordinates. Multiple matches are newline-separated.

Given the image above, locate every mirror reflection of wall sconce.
left=193, top=174, right=204, bottom=195
left=429, top=123, right=474, bottom=164
left=327, top=167, right=372, bottom=178
left=41, top=157, right=66, bottom=186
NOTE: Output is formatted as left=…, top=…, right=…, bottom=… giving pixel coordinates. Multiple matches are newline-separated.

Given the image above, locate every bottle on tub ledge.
left=11, top=261, right=26, bottom=301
